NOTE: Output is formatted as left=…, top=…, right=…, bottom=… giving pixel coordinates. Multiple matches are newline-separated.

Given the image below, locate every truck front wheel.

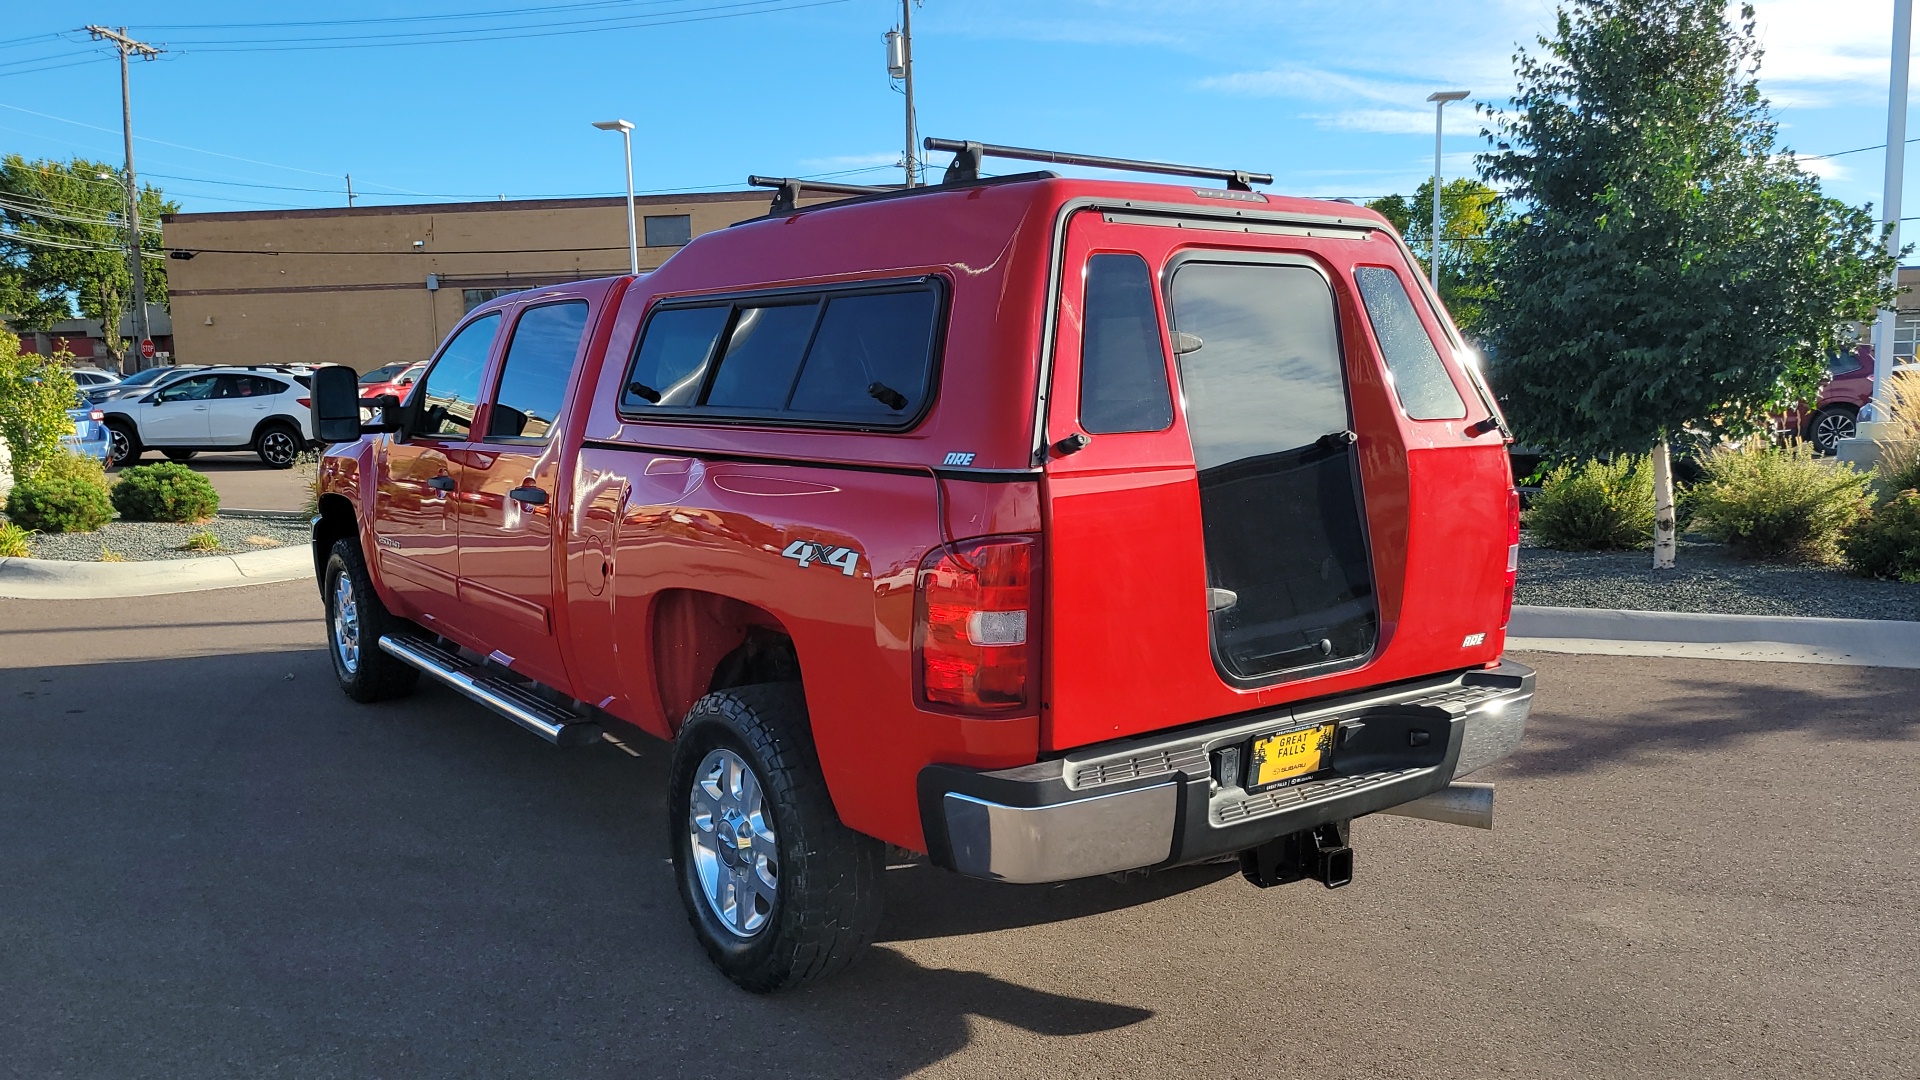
left=669, top=684, right=882, bottom=993
left=323, top=538, right=420, bottom=703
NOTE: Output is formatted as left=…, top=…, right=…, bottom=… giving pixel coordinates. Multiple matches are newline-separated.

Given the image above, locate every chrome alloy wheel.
left=688, top=748, right=779, bottom=938
left=331, top=570, right=361, bottom=676
left=1813, top=411, right=1855, bottom=454
left=261, top=429, right=298, bottom=466
left=107, top=427, right=132, bottom=465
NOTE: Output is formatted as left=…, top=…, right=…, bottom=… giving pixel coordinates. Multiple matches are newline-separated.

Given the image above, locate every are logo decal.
left=942, top=451, right=976, bottom=467
left=782, top=540, right=861, bottom=577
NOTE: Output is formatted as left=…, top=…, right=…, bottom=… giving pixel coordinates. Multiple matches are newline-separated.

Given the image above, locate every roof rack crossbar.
left=923, top=138, right=1272, bottom=191
left=747, top=175, right=891, bottom=214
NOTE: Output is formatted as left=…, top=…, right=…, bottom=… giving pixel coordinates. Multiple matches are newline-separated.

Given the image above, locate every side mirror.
left=363, top=394, right=402, bottom=434
left=310, top=364, right=367, bottom=443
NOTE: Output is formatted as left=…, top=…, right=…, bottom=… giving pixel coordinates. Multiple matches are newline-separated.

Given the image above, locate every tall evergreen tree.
left=1479, top=0, right=1896, bottom=566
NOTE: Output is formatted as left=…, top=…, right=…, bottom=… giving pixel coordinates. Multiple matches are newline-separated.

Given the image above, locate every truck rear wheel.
left=323, top=538, right=420, bottom=703
left=668, top=683, right=882, bottom=993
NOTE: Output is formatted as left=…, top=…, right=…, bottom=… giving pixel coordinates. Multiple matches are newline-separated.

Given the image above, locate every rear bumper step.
left=378, top=634, right=602, bottom=748
left=918, top=659, right=1532, bottom=883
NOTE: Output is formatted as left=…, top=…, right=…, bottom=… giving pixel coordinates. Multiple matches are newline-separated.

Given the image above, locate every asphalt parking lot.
left=2, top=581, right=1916, bottom=1079
left=111, top=452, right=311, bottom=512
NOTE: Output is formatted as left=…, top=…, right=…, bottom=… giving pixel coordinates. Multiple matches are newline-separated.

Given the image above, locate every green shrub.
left=1842, top=489, right=1920, bottom=583
left=0, top=522, right=30, bottom=558
left=0, top=333, right=80, bottom=481
left=111, top=461, right=220, bottom=522
left=1688, top=443, right=1869, bottom=563
left=38, top=448, right=107, bottom=487
left=180, top=530, right=221, bottom=552
left=1875, top=441, right=1920, bottom=501
left=4, top=467, right=114, bottom=533
left=1523, top=455, right=1655, bottom=550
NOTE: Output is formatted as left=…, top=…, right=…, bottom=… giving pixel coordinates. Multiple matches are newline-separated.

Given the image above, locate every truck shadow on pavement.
left=0, top=646, right=1156, bottom=1079
left=1499, top=653, right=1920, bottom=779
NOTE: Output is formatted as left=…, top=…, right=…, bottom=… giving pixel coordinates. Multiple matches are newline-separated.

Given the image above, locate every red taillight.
left=1502, top=487, right=1520, bottom=628
left=913, top=536, right=1039, bottom=714
left=297, top=397, right=311, bottom=409
left=89, top=409, right=104, bottom=421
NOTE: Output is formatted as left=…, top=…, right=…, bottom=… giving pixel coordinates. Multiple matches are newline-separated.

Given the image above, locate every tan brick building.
left=160, top=189, right=786, bottom=373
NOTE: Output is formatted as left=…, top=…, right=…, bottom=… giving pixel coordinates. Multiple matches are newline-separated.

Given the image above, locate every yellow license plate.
left=1248, top=723, right=1335, bottom=790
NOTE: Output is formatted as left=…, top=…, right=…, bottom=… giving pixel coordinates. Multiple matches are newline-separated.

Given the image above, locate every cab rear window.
left=619, top=279, right=943, bottom=429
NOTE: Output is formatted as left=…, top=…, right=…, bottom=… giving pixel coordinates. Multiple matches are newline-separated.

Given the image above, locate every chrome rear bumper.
left=919, top=660, right=1533, bottom=883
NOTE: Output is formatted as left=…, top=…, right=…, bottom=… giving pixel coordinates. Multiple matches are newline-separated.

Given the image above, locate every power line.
left=137, top=0, right=702, bottom=31
left=1800, top=137, right=1920, bottom=161
left=152, top=0, right=852, bottom=52
left=1, top=229, right=166, bottom=259
left=0, top=55, right=110, bottom=78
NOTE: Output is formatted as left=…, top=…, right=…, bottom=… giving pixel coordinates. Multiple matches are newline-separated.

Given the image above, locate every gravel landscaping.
left=1516, top=535, right=1920, bottom=622
left=18, top=515, right=310, bottom=562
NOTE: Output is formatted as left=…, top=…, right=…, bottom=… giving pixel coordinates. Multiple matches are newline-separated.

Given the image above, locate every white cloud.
left=1306, top=108, right=1447, bottom=136
left=1796, top=154, right=1851, bottom=181
left=1749, top=0, right=1888, bottom=93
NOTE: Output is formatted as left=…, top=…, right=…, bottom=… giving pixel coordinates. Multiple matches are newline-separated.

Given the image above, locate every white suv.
left=100, top=368, right=317, bottom=469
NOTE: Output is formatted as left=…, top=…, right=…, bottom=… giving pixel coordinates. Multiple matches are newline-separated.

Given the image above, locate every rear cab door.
left=1042, top=208, right=1505, bottom=752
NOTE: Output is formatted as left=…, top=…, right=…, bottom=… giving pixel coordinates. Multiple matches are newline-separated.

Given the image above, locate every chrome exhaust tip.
left=1378, top=782, right=1494, bottom=830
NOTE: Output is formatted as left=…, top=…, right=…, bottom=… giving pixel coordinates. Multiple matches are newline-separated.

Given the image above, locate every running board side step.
left=378, top=634, right=602, bottom=748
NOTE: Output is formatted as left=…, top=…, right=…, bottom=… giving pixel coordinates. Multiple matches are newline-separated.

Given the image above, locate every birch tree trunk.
left=1651, top=438, right=1676, bottom=570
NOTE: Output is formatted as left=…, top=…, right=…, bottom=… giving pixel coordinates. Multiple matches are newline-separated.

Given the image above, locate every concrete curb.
left=0, top=545, right=310, bottom=600
left=1508, top=605, right=1920, bottom=670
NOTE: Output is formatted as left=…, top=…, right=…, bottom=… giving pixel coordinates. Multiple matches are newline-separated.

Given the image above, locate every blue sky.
left=0, top=0, right=1903, bottom=217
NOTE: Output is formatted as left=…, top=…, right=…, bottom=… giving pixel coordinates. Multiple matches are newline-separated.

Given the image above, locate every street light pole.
left=1868, top=0, right=1912, bottom=432
left=1426, top=90, right=1469, bottom=294
left=86, top=25, right=161, bottom=372
left=593, top=119, right=639, bottom=276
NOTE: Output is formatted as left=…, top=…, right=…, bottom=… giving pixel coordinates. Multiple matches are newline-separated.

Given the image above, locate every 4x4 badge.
left=781, top=540, right=860, bottom=577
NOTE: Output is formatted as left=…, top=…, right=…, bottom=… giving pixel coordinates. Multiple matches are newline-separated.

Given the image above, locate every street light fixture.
left=1426, top=90, right=1470, bottom=293
left=593, top=118, right=639, bottom=276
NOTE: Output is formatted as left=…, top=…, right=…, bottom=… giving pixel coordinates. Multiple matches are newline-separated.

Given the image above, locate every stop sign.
left=139, top=339, right=155, bottom=359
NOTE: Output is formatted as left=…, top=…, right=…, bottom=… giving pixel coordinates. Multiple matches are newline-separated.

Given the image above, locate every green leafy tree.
left=0, top=327, right=78, bottom=482
left=1367, top=178, right=1508, bottom=334
left=1478, top=0, right=1897, bottom=567
left=0, top=155, right=176, bottom=367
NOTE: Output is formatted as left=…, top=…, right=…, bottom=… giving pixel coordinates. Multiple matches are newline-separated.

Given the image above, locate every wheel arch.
left=251, top=414, right=306, bottom=444
left=652, top=589, right=800, bottom=737
left=312, top=492, right=359, bottom=595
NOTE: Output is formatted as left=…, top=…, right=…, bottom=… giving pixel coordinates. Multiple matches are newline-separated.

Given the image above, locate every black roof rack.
left=924, top=138, right=1272, bottom=192
left=747, top=175, right=891, bottom=214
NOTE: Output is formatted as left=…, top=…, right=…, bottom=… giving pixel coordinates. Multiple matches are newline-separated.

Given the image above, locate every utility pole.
left=1867, top=0, right=1912, bottom=435
left=85, top=26, right=162, bottom=372
left=902, top=0, right=916, bottom=187
left=346, top=174, right=355, bottom=207
left=886, top=3, right=918, bottom=187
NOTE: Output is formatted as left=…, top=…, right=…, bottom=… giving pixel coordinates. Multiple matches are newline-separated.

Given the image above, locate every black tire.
left=669, top=684, right=883, bottom=993
left=322, top=537, right=420, bottom=703
left=255, top=423, right=302, bottom=469
left=1808, top=405, right=1858, bottom=456
left=105, top=420, right=141, bottom=467
left=163, top=449, right=197, bottom=462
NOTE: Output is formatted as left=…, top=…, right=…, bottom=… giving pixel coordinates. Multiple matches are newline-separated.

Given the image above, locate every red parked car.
left=306, top=142, right=1534, bottom=992
left=357, top=361, right=425, bottom=403
left=1782, top=344, right=1876, bottom=454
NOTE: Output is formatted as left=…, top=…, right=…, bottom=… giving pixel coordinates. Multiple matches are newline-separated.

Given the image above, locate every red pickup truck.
left=307, top=142, right=1534, bottom=993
